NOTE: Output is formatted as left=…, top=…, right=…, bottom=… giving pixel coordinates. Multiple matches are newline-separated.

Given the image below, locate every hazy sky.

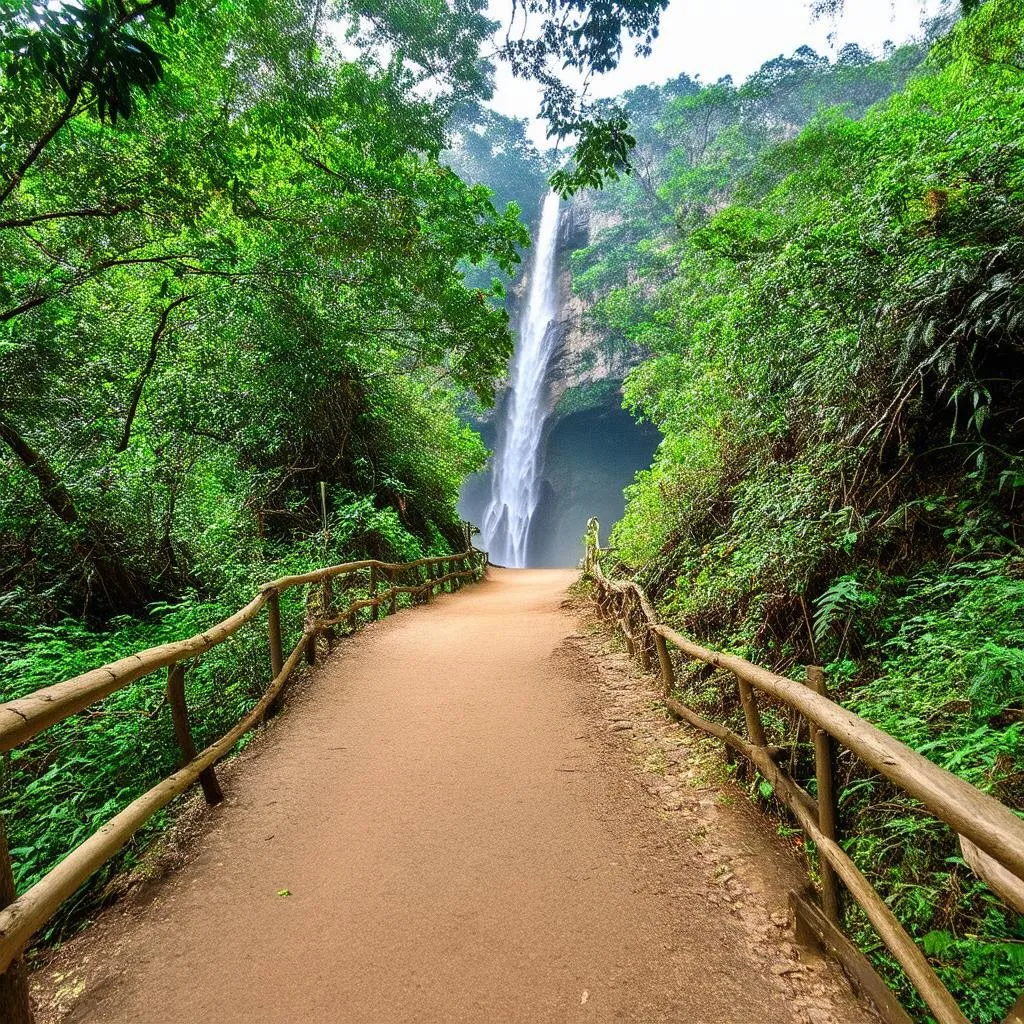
left=486, top=0, right=949, bottom=145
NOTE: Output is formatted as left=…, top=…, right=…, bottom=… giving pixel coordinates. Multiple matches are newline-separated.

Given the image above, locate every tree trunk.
left=0, top=416, right=78, bottom=525
left=0, top=414, right=149, bottom=615
left=116, top=295, right=191, bottom=453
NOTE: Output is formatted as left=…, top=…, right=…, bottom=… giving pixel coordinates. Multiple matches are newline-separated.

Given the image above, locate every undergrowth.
left=0, top=506, right=451, bottom=944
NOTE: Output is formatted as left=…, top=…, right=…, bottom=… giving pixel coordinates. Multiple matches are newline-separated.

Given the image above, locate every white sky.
left=486, top=0, right=950, bottom=146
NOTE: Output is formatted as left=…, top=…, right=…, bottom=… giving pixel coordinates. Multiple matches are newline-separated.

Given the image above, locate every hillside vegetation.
left=0, top=0, right=531, bottom=931
left=575, top=4, right=1024, bottom=1018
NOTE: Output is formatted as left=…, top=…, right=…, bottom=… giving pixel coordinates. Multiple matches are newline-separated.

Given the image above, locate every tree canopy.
left=0, top=0, right=532, bottom=621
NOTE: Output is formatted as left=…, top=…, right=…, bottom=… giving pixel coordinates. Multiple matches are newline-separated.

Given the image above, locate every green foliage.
left=3, top=0, right=175, bottom=124
left=813, top=575, right=874, bottom=645
left=550, top=114, right=636, bottom=197
left=494, top=0, right=669, bottom=193
left=589, top=5, right=1024, bottom=1019
left=0, top=0, right=515, bottom=623
left=849, top=560, right=1024, bottom=781
left=0, top=502, right=435, bottom=935
left=0, top=0, right=508, bottom=936
left=553, top=378, right=621, bottom=418
left=444, top=105, right=549, bottom=292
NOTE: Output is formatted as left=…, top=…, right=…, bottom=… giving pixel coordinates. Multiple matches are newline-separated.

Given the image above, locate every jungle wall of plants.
left=573, top=4, right=1024, bottom=1019
left=0, top=0, right=542, bottom=937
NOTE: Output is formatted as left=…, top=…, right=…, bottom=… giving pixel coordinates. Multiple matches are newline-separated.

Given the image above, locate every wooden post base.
left=790, top=890, right=912, bottom=1024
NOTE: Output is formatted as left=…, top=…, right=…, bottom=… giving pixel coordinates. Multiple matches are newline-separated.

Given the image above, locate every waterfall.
left=481, top=192, right=562, bottom=567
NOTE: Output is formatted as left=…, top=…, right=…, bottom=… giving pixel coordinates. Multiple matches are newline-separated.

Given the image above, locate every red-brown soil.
left=33, top=569, right=874, bottom=1024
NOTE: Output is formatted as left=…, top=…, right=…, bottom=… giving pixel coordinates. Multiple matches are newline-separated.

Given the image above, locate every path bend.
left=47, top=569, right=865, bottom=1023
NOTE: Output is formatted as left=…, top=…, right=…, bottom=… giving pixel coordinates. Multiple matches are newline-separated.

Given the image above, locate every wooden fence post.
left=808, top=664, right=841, bottom=925
left=737, top=675, right=768, bottom=748
left=323, top=577, right=335, bottom=649
left=267, top=590, right=284, bottom=679
left=585, top=517, right=600, bottom=573
left=618, top=595, right=633, bottom=658
left=655, top=631, right=675, bottom=698
left=0, top=815, right=33, bottom=1024
left=167, top=663, right=223, bottom=806
left=389, top=567, right=398, bottom=615
left=637, top=612, right=653, bottom=673
left=735, top=673, right=767, bottom=776
left=303, top=584, right=318, bottom=666
left=369, top=565, right=378, bottom=621
left=266, top=590, right=285, bottom=717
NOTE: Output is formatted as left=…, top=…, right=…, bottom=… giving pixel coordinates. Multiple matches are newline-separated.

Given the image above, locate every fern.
left=813, top=574, right=863, bottom=642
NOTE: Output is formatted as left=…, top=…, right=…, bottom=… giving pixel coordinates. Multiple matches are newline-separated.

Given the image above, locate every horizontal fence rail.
left=0, top=539, right=489, bottom=1017
left=583, top=518, right=1024, bottom=1024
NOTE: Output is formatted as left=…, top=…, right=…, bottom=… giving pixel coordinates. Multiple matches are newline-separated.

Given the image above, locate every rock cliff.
left=458, top=192, right=659, bottom=565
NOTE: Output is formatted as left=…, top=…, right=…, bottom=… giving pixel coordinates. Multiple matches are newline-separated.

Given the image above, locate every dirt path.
left=38, top=569, right=873, bottom=1024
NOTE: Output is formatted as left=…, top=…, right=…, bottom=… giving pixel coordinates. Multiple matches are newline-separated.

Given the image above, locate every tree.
left=0, top=0, right=526, bottom=616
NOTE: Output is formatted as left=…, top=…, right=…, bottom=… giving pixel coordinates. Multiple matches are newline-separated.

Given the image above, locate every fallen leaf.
left=277, top=888, right=291, bottom=897
left=581, top=990, right=589, bottom=1005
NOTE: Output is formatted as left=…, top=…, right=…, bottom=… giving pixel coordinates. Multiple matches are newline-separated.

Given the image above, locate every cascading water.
left=482, top=192, right=562, bottom=567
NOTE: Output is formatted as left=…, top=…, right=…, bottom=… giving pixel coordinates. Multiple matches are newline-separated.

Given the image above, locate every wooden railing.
left=584, top=518, right=1024, bottom=1024
left=0, top=540, right=488, bottom=1021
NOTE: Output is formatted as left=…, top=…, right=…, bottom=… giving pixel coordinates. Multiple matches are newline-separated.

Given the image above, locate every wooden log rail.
left=0, top=541, right=489, bottom=1017
left=582, top=518, right=1024, bottom=1024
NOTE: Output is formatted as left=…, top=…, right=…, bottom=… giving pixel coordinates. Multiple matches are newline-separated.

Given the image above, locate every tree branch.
left=0, top=0, right=170, bottom=209
left=115, top=294, right=192, bottom=453
left=0, top=89, right=84, bottom=209
left=0, top=203, right=137, bottom=230
left=0, top=415, right=79, bottom=526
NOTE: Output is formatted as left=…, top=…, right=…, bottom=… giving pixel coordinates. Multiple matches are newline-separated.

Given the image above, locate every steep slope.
left=580, top=5, right=1024, bottom=1019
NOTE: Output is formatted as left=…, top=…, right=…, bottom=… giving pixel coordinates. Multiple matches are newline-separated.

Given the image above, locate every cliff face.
left=458, top=192, right=659, bottom=565
left=546, top=193, right=646, bottom=420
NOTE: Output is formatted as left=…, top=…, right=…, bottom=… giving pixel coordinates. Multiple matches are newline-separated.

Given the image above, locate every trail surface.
left=47, top=569, right=869, bottom=1023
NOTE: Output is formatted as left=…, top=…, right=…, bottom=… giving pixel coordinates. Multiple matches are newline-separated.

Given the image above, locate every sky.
left=486, top=0, right=950, bottom=146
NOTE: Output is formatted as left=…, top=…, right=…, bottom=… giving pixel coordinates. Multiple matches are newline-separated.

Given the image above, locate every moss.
left=553, top=377, right=621, bottom=417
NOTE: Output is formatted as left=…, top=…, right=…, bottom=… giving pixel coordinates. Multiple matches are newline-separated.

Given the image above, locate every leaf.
left=921, top=930, right=957, bottom=958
